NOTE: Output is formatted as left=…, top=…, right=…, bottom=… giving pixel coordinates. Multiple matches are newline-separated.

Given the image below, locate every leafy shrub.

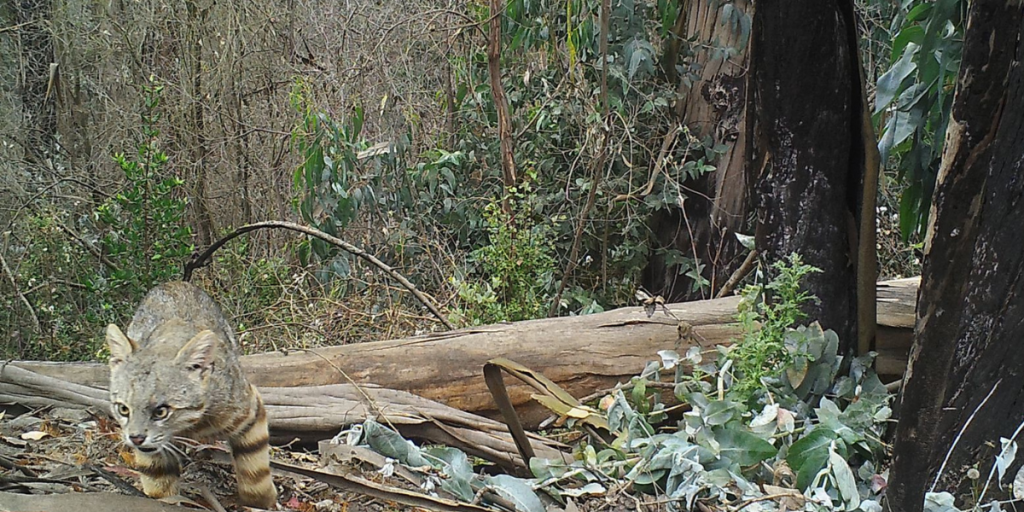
left=0, top=80, right=193, bottom=361
left=728, top=253, right=821, bottom=400
left=96, top=81, right=193, bottom=303
left=451, top=182, right=556, bottom=325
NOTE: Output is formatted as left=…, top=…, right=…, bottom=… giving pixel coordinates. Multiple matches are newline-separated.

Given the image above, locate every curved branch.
left=182, top=221, right=454, bottom=330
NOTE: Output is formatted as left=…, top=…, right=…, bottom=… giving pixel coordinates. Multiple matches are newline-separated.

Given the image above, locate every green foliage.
left=874, top=0, right=965, bottom=240
left=728, top=254, right=821, bottom=399
left=1, top=80, right=193, bottom=361
left=350, top=254, right=893, bottom=512
left=290, top=80, right=367, bottom=243
left=587, top=289, right=891, bottom=511
left=97, top=81, right=193, bottom=297
left=452, top=183, right=556, bottom=325
left=285, top=0, right=735, bottom=321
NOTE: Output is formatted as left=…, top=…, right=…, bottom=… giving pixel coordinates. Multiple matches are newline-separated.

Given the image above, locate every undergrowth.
left=345, top=254, right=895, bottom=512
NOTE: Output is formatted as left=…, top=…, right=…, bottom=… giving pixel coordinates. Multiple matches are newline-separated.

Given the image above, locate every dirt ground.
left=0, top=405, right=661, bottom=512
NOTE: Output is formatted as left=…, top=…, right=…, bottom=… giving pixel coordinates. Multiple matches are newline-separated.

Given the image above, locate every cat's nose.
left=128, top=435, right=146, bottom=446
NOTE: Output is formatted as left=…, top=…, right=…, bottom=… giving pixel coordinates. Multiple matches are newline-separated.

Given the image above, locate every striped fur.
left=135, top=449, right=181, bottom=499
left=228, top=387, right=276, bottom=508
left=107, top=282, right=277, bottom=509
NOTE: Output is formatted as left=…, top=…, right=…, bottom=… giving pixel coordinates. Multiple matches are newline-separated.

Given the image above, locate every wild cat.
left=106, top=281, right=277, bottom=508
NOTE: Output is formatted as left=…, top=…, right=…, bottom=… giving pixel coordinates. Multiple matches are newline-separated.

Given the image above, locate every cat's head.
left=105, top=322, right=221, bottom=452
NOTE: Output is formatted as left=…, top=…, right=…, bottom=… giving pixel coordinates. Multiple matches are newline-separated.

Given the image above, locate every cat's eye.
left=115, top=403, right=130, bottom=417
left=151, top=405, right=170, bottom=420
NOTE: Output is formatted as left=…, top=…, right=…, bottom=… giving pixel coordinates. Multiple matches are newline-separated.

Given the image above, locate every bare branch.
left=183, top=221, right=454, bottom=330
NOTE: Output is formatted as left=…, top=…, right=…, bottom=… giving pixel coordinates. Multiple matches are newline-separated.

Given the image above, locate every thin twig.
left=715, top=249, right=758, bottom=299
left=183, top=221, right=453, bottom=329
left=198, top=485, right=229, bottom=512
left=0, top=249, right=40, bottom=334
left=931, top=378, right=1001, bottom=492
left=0, top=20, right=36, bottom=34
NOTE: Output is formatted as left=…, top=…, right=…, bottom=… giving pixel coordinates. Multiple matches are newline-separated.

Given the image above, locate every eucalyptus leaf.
left=703, top=400, right=741, bottom=427
left=875, top=45, right=919, bottom=113
left=788, top=428, right=837, bottom=471
left=829, top=448, right=860, bottom=511
left=529, top=457, right=570, bottom=481
left=424, top=446, right=475, bottom=501
left=714, top=428, right=778, bottom=467
left=363, top=419, right=429, bottom=467
left=923, top=492, right=960, bottom=512
left=486, top=475, right=545, bottom=512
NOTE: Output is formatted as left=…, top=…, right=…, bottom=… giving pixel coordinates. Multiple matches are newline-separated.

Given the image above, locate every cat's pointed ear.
left=176, top=330, right=219, bottom=373
left=106, top=324, right=138, bottom=368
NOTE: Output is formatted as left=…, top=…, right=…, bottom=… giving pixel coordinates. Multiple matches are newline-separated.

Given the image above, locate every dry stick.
left=197, top=485, right=229, bottom=512
left=0, top=249, right=40, bottom=335
left=182, top=221, right=454, bottom=330
left=54, top=221, right=121, bottom=272
left=715, top=249, right=758, bottom=299
left=548, top=0, right=610, bottom=317
left=83, top=463, right=145, bottom=497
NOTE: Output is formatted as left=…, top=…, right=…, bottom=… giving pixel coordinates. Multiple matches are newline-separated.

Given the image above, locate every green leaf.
left=905, top=2, right=932, bottom=22
left=529, top=457, right=570, bottom=481
left=875, top=47, right=918, bottom=113
left=362, top=419, right=429, bottom=467
left=796, top=447, right=829, bottom=492
left=787, top=427, right=837, bottom=471
left=485, top=475, right=545, bottom=512
left=703, top=400, right=741, bottom=426
left=830, top=448, right=861, bottom=511
left=816, top=398, right=863, bottom=445
left=424, top=446, right=475, bottom=501
left=714, top=428, right=777, bottom=467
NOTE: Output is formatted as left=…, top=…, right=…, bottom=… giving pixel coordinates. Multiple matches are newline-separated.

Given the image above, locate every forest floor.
left=0, top=406, right=647, bottom=512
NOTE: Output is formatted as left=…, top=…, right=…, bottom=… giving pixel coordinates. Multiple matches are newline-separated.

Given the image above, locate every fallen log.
left=1, top=278, right=918, bottom=427
left=0, top=364, right=568, bottom=470
left=0, top=491, right=191, bottom=512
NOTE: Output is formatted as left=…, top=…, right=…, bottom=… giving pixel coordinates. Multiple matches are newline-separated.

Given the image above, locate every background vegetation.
left=0, top=0, right=952, bottom=361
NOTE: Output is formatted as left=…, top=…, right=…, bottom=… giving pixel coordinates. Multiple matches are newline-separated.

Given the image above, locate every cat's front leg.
left=134, top=448, right=180, bottom=499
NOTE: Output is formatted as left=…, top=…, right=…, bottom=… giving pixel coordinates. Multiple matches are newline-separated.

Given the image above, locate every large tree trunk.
left=886, top=3, right=1024, bottom=511
left=643, top=0, right=753, bottom=302
left=747, top=0, right=863, bottom=349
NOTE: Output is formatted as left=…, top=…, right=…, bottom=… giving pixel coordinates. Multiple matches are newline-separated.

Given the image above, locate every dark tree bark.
left=886, top=3, right=1024, bottom=511
left=747, top=0, right=864, bottom=349
left=14, top=0, right=56, bottom=165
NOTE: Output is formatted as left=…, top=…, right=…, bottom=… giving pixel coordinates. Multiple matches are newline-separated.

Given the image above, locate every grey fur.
left=107, top=281, right=249, bottom=450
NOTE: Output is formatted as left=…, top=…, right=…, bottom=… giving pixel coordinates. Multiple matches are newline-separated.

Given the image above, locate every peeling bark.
left=487, top=0, right=516, bottom=190
left=643, top=0, right=754, bottom=302
left=886, top=3, right=1024, bottom=511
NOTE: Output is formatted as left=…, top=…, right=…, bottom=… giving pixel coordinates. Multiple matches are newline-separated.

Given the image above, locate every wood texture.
left=2, top=280, right=917, bottom=423
left=887, top=3, right=1024, bottom=509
